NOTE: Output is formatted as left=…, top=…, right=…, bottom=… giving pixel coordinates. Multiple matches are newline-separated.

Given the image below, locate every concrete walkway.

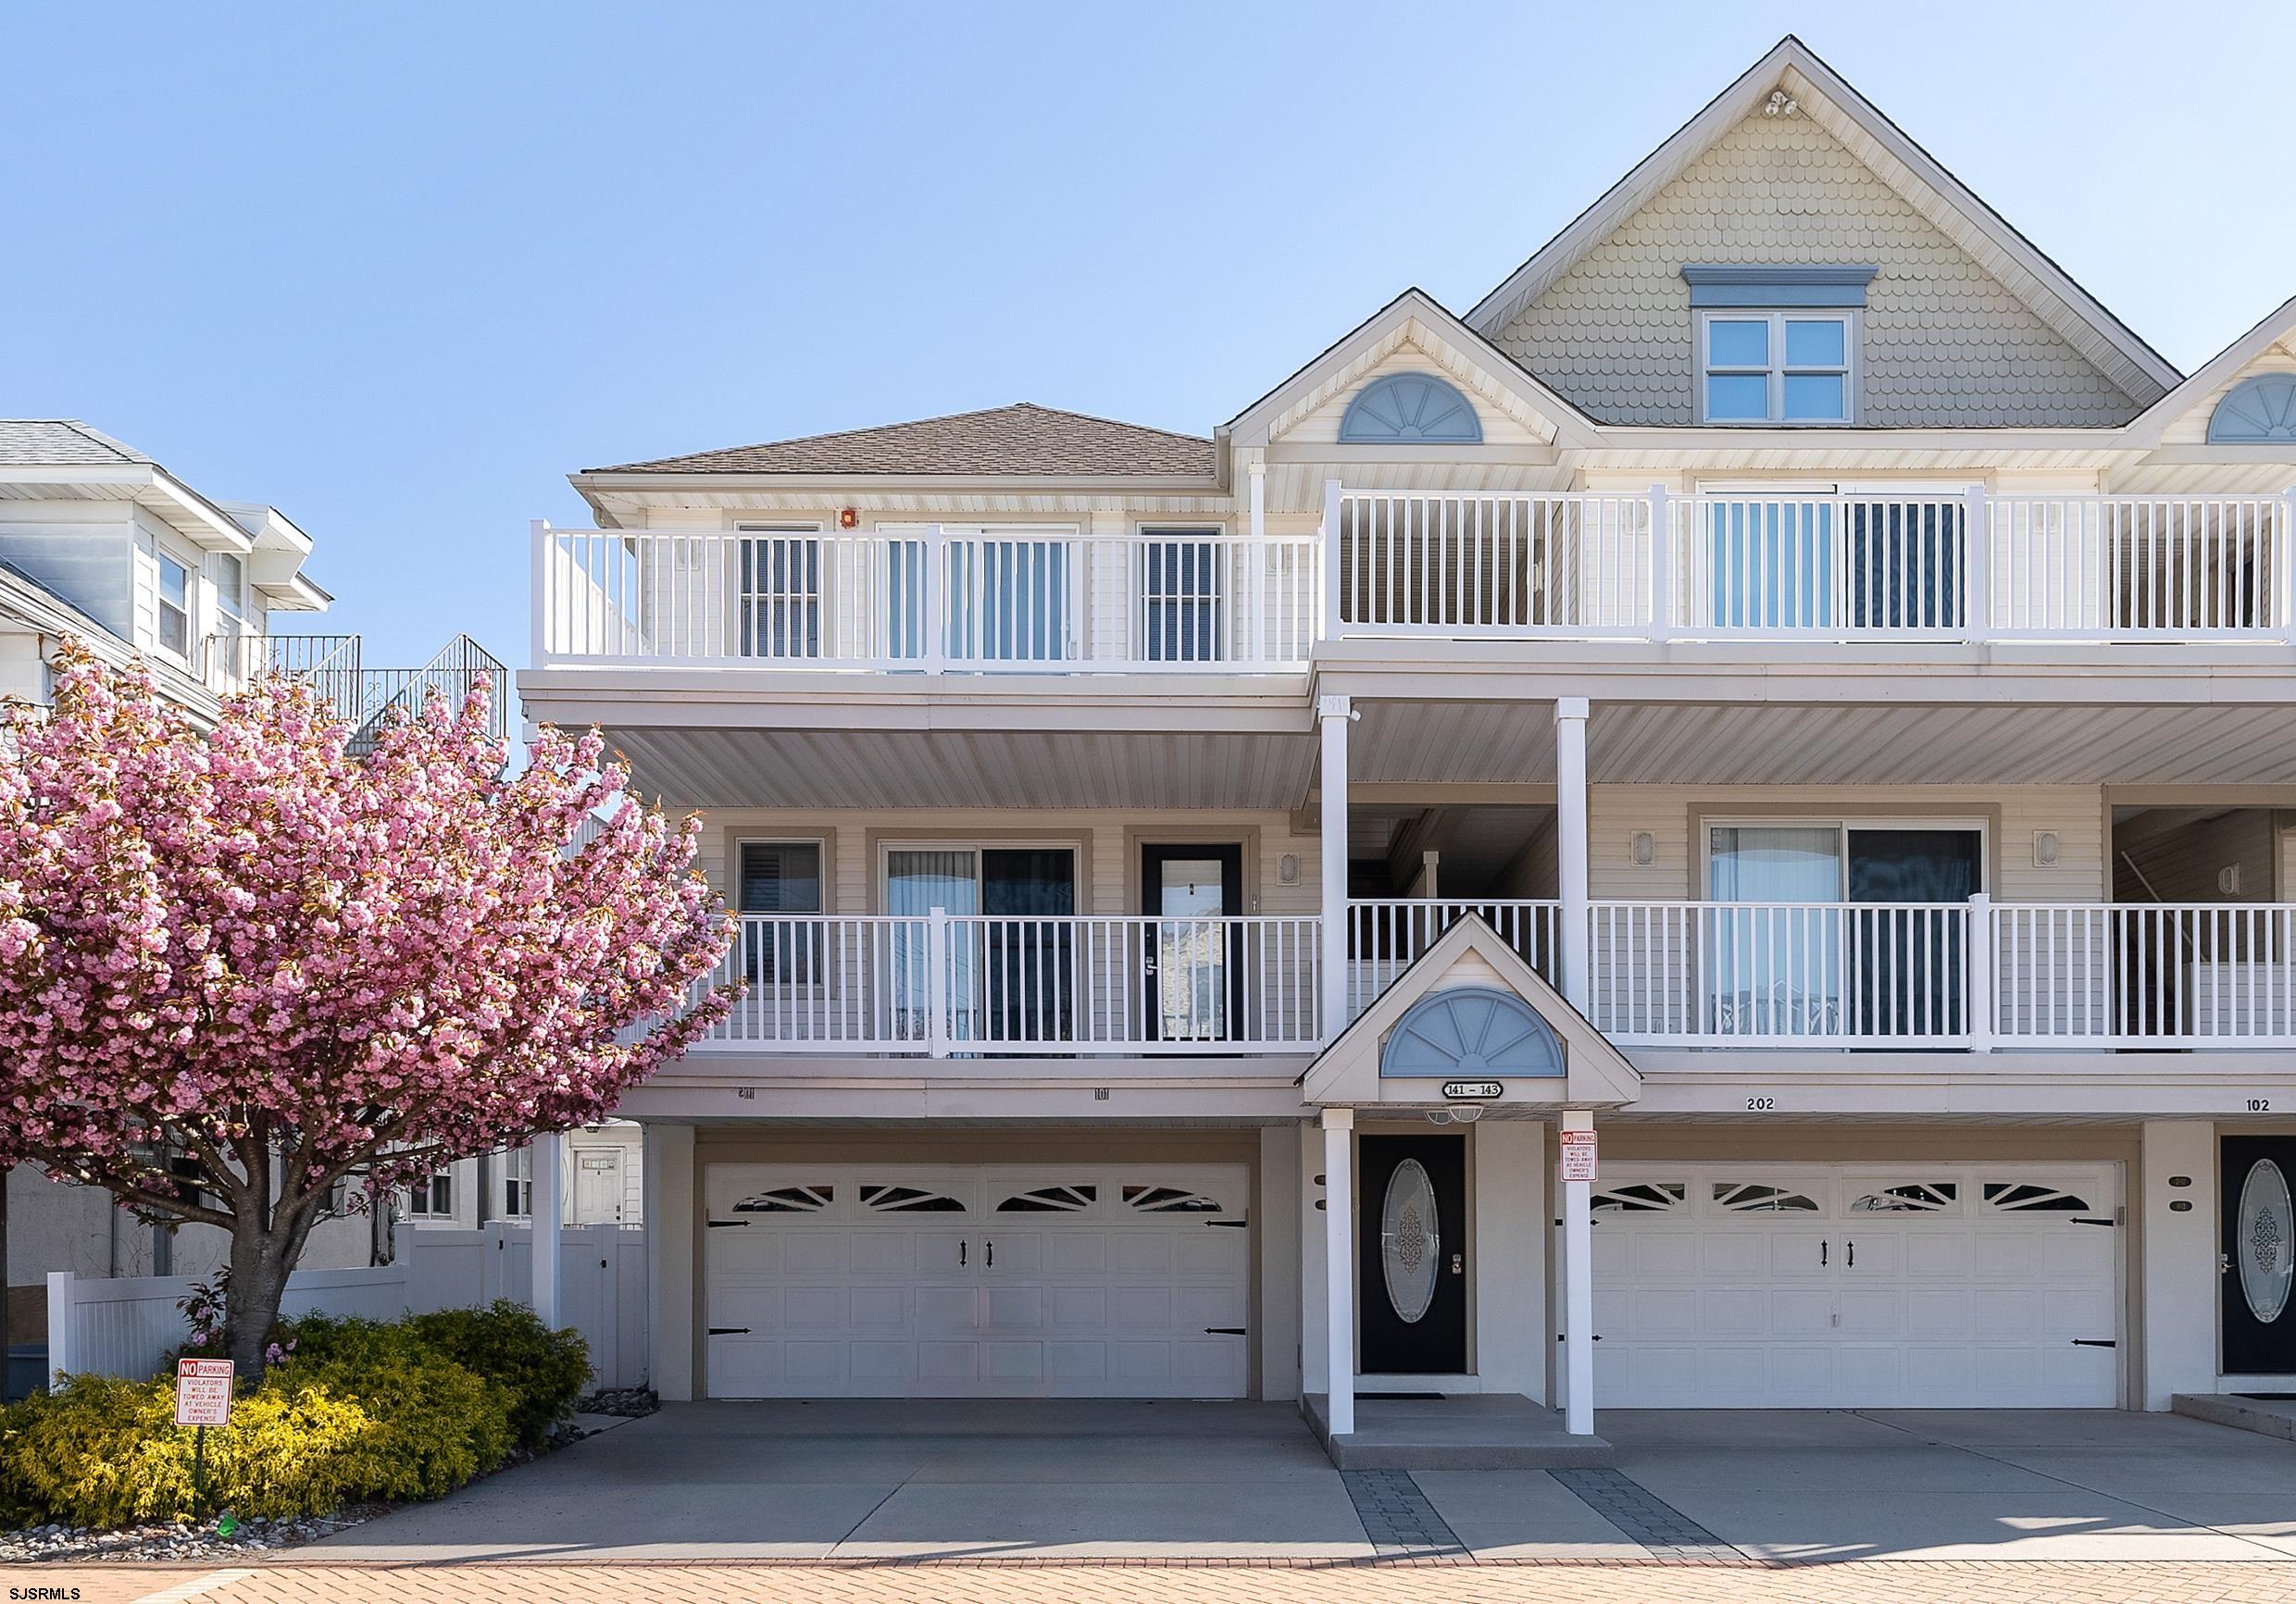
left=280, top=1400, right=2296, bottom=1565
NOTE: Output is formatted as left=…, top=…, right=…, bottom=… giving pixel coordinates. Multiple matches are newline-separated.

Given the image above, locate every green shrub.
left=0, top=1301, right=571, bottom=1528
left=405, top=1301, right=590, bottom=1449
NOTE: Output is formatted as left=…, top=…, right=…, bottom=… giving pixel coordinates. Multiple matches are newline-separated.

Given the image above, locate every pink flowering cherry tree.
left=0, top=644, right=735, bottom=1374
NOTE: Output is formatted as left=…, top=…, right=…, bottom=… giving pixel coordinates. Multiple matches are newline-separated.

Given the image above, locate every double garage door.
left=1592, top=1163, right=2120, bottom=1408
left=704, top=1163, right=1250, bottom=1399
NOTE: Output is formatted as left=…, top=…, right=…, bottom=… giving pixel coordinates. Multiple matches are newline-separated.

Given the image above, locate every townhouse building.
left=519, top=39, right=2296, bottom=1455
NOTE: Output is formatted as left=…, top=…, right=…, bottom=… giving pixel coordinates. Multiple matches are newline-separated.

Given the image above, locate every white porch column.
left=530, top=1132, right=563, bottom=1326
left=644, top=1122, right=698, bottom=1401
left=1560, top=1110, right=1596, bottom=1436
left=1321, top=1107, right=1356, bottom=1437
left=1247, top=461, right=1268, bottom=663
left=1318, top=694, right=1354, bottom=1041
left=1554, top=698, right=1591, bottom=1012
left=2140, top=1119, right=2216, bottom=1410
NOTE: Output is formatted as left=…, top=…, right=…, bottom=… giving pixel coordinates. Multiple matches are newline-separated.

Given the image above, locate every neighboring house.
left=519, top=37, right=2296, bottom=1440
left=399, top=1124, right=645, bottom=1236
left=0, top=421, right=508, bottom=1352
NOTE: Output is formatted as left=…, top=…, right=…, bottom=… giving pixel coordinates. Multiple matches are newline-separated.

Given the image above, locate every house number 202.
left=1745, top=1096, right=1778, bottom=1112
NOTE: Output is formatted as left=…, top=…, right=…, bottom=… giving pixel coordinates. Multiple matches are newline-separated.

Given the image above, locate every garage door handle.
left=2070, top=1338, right=2116, bottom=1349
left=1204, top=1327, right=1246, bottom=1336
left=708, top=1326, right=751, bottom=1336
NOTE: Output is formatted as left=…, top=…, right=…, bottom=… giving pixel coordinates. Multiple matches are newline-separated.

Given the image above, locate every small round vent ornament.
left=2239, top=1160, right=2293, bottom=1325
left=1380, top=1159, right=1441, bottom=1324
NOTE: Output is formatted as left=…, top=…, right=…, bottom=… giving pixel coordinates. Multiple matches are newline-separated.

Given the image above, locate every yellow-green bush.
left=0, top=1326, right=528, bottom=1527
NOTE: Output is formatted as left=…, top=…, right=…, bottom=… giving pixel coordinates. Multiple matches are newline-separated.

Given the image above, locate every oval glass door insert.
left=2239, top=1160, right=2294, bottom=1325
left=1380, top=1159, right=1441, bottom=1324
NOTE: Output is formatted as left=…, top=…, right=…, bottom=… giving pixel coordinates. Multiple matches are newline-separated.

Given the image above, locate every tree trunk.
left=221, top=1223, right=298, bottom=1380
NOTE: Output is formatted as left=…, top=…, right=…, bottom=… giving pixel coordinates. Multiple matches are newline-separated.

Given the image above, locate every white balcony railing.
left=700, top=913, right=1320, bottom=1054
left=1588, top=900, right=1975, bottom=1047
left=1993, top=902, right=2296, bottom=1047
left=535, top=491, right=2296, bottom=666
left=699, top=901, right=2296, bottom=1056
left=1346, top=899, right=1562, bottom=1019
left=1331, top=491, right=1653, bottom=636
left=537, top=526, right=1319, bottom=672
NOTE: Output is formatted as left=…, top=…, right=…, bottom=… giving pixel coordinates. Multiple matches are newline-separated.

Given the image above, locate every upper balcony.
left=533, top=488, right=2296, bottom=677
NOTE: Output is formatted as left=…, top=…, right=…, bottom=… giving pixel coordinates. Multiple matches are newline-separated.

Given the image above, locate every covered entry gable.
left=1302, top=914, right=1640, bottom=1110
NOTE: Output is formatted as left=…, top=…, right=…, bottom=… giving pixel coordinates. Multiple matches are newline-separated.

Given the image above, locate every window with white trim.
left=210, top=552, right=247, bottom=640
left=406, top=1168, right=453, bottom=1217
left=500, top=1146, right=533, bottom=1218
left=737, top=840, right=824, bottom=984
left=1699, top=312, right=1856, bottom=424
left=156, top=553, right=193, bottom=657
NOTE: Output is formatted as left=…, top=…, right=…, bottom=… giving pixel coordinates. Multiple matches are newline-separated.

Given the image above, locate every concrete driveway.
left=306, top=1400, right=2296, bottom=1563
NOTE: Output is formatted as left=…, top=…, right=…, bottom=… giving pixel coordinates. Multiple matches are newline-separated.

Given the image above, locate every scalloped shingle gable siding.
left=1492, top=111, right=2141, bottom=427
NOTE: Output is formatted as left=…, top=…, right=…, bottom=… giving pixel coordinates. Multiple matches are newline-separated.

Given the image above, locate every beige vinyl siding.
left=1589, top=786, right=2103, bottom=901
left=1491, top=110, right=2140, bottom=428
left=1587, top=786, right=2103, bottom=1038
left=2159, top=342, right=2296, bottom=446
left=699, top=808, right=1317, bottom=916
left=1276, top=342, right=1548, bottom=447
left=701, top=810, right=1323, bottom=1044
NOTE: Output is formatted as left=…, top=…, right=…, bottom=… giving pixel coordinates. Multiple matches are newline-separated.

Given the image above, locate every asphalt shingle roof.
left=591, top=404, right=1216, bottom=478
left=0, top=420, right=154, bottom=466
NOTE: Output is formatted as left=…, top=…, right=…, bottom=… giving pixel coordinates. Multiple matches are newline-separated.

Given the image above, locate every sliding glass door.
left=1698, top=486, right=1965, bottom=631
left=1706, top=824, right=1982, bottom=1039
left=886, top=848, right=1076, bottom=1045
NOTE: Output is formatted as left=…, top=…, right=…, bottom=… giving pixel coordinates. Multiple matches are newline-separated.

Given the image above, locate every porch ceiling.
left=604, top=724, right=1320, bottom=809
left=1352, top=698, right=2296, bottom=787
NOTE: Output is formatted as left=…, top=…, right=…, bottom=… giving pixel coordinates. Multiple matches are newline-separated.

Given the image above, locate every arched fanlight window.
left=2206, top=374, right=2296, bottom=442
left=1338, top=373, right=1484, bottom=444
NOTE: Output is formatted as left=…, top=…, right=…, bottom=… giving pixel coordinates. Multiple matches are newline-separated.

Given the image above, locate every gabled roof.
left=1466, top=36, right=2181, bottom=409
left=1301, top=914, right=1640, bottom=1111
left=2118, top=295, right=2296, bottom=451
left=0, top=419, right=156, bottom=466
left=587, top=403, right=1217, bottom=479
left=1224, top=287, right=1601, bottom=450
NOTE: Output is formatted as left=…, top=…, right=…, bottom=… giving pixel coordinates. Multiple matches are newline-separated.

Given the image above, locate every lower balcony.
left=693, top=901, right=2296, bottom=1057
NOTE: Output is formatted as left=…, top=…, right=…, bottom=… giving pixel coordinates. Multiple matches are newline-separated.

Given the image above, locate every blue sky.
left=4, top=1, right=2290, bottom=668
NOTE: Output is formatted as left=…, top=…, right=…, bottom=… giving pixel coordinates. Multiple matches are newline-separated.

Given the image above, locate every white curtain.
left=1707, top=827, right=1842, bottom=1036
left=889, top=852, right=977, bottom=1041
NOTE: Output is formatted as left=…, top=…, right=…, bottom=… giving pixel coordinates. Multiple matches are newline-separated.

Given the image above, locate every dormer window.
left=1683, top=265, right=1874, bottom=426
left=1699, top=312, right=1854, bottom=424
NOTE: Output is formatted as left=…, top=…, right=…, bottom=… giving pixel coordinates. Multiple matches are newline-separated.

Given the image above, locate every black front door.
left=1357, top=1134, right=1468, bottom=1374
left=1140, top=844, right=1243, bottom=1040
left=2222, top=1136, right=2296, bottom=1374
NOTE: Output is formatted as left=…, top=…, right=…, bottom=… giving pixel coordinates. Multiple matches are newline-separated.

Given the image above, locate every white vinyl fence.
left=44, top=1223, right=648, bottom=1393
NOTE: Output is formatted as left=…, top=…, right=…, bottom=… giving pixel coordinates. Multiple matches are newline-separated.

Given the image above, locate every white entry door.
left=704, top=1163, right=1250, bottom=1399
left=1591, top=1163, right=2120, bottom=1408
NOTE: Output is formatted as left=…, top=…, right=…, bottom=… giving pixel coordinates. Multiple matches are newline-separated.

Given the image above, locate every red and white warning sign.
left=175, top=1358, right=234, bottom=1426
left=1559, top=1127, right=1599, bottom=1183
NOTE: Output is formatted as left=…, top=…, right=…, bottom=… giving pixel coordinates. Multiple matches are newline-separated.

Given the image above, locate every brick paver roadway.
left=16, top=1560, right=2296, bottom=1604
